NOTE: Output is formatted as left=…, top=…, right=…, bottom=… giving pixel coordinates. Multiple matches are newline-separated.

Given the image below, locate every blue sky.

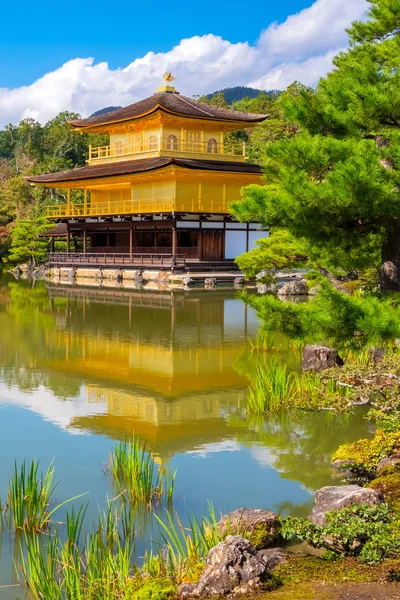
left=0, top=0, right=367, bottom=126
left=1, top=0, right=313, bottom=87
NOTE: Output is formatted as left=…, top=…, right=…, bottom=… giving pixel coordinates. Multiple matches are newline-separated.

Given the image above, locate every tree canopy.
left=232, top=0, right=400, bottom=289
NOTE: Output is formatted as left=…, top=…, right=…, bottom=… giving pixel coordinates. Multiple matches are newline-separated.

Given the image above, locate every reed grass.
left=21, top=503, right=136, bottom=600
left=147, top=504, right=226, bottom=581
left=108, top=437, right=175, bottom=508
left=2, top=459, right=85, bottom=533
left=246, top=361, right=353, bottom=415
left=247, top=361, right=301, bottom=414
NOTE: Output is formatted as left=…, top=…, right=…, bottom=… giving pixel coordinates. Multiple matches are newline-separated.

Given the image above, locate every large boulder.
left=302, top=345, right=343, bottom=372
left=277, top=279, right=308, bottom=296
left=217, top=508, right=279, bottom=549
left=310, top=485, right=384, bottom=526
left=178, top=536, right=286, bottom=598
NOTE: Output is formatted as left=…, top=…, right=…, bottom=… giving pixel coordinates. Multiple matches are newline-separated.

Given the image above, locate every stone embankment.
left=11, top=264, right=247, bottom=290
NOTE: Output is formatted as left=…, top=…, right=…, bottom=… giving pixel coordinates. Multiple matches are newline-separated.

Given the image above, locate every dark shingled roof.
left=69, top=92, right=268, bottom=128
left=26, top=157, right=262, bottom=184
left=41, top=223, right=68, bottom=237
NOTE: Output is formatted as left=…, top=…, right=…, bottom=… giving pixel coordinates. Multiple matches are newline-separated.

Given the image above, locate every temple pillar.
left=66, top=228, right=70, bottom=255
left=198, top=226, right=203, bottom=260
left=129, top=224, right=133, bottom=257
left=172, top=223, right=177, bottom=272
left=83, top=230, right=87, bottom=254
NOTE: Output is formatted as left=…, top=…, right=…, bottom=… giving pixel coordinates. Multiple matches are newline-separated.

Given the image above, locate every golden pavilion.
left=27, top=74, right=268, bottom=271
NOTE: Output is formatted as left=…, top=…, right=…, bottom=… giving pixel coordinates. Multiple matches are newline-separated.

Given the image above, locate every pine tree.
left=232, top=0, right=400, bottom=289
left=8, top=218, right=52, bottom=265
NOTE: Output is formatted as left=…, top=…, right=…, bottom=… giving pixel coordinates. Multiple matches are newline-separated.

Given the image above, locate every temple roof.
left=69, top=92, right=268, bottom=128
left=26, top=157, right=262, bottom=184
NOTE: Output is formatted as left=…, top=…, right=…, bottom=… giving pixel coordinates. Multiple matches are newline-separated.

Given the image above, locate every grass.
left=107, top=437, right=176, bottom=508
left=21, top=503, right=137, bottom=600
left=20, top=501, right=224, bottom=598
left=246, top=360, right=353, bottom=415
left=2, top=459, right=84, bottom=533
left=148, top=504, right=225, bottom=581
left=247, top=361, right=301, bottom=414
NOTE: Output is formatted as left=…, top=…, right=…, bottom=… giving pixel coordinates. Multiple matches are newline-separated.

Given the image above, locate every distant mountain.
left=90, top=106, right=122, bottom=117
left=205, top=87, right=281, bottom=105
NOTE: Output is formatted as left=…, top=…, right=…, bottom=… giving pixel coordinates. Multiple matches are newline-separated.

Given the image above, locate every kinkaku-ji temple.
left=27, top=74, right=269, bottom=271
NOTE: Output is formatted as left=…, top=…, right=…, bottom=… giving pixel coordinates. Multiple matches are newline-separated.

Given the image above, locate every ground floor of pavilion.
left=45, top=215, right=268, bottom=271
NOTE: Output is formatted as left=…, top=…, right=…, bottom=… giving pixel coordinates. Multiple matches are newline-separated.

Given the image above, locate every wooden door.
left=202, top=230, right=224, bottom=260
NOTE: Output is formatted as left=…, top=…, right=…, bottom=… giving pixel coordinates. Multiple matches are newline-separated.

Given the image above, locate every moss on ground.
left=273, top=555, right=400, bottom=585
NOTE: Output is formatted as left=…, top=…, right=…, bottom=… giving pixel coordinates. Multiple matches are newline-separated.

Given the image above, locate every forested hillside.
left=204, top=86, right=280, bottom=104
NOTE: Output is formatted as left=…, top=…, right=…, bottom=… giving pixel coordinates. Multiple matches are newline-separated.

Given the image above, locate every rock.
left=277, top=279, right=308, bottom=296
left=368, top=346, right=387, bottom=363
left=256, top=270, right=275, bottom=284
left=205, top=278, right=216, bottom=289
left=178, top=536, right=286, bottom=598
left=68, top=266, right=77, bottom=280
left=331, top=459, right=359, bottom=479
left=256, top=282, right=276, bottom=295
left=258, top=547, right=287, bottom=571
left=234, top=277, right=245, bottom=289
left=338, top=270, right=359, bottom=282
left=217, top=509, right=279, bottom=549
left=376, top=454, right=400, bottom=475
left=32, top=264, right=49, bottom=280
left=302, top=345, right=343, bottom=372
left=310, top=485, right=384, bottom=526
left=379, top=261, right=399, bottom=291
left=308, top=284, right=321, bottom=296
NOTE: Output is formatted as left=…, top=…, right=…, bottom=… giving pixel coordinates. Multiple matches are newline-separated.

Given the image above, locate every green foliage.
left=231, top=0, right=400, bottom=281
left=333, top=430, right=400, bottom=471
left=243, top=280, right=400, bottom=348
left=8, top=217, right=52, bottom=265
left=369, top=472, right=400, bottom=512
left=107, top=437, right=175, bottom=507
left=280, top=504, right=400, bottom=564
left=235, top=229, right=308, bottom=277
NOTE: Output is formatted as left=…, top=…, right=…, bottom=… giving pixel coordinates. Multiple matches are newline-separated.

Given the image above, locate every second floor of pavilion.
left=70, top=75, right=268, bottom=165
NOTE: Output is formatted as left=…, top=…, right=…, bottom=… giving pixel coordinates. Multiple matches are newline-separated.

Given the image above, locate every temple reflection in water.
left=17, top=285, right=260, bottom=458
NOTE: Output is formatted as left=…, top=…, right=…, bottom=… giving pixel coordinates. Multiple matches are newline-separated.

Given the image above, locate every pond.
left=0, top=275, right=374, bottom=597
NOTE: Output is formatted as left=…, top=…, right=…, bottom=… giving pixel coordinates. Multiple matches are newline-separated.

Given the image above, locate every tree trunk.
left=379, top=221, right=400, bottom=291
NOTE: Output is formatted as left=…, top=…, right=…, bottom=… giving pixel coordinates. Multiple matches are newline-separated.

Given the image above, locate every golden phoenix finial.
left=164, top=72, right=175, bottom=83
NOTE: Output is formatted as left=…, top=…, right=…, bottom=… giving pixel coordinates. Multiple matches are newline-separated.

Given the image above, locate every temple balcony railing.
left=46, top=196, right=232, bottom=219
left=88, top=137, right=246, bottom=164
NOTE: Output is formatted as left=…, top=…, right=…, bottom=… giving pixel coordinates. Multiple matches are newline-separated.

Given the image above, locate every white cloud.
left=0, top=0, right=367, bottom=127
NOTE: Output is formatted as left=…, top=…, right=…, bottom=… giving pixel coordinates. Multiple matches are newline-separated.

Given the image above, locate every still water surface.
left=0, top=275, right=373, bottom=596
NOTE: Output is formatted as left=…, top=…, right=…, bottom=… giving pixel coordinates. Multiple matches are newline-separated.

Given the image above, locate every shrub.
left=280, top=504, right=400, bottom=563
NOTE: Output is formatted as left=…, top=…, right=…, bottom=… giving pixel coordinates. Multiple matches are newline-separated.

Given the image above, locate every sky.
left=0, top=0, right=367, bottom=127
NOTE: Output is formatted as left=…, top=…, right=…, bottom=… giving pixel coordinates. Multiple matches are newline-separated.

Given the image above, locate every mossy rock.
left=248, top=523, right=280, bottom=550
left=369, top=472, right=400, bottom=512
left=217, top=508, right=279, bottom=549
left=333, top=430, right=400, bottom=474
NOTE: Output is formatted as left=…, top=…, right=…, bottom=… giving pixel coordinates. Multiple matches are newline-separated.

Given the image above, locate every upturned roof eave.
left=25, top=157, right=262, bottom=186
left=68, top=102, right=269, bottom=131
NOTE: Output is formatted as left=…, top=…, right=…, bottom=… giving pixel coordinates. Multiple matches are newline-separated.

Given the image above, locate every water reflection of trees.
left=230, top=409, right=373, bottom=492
